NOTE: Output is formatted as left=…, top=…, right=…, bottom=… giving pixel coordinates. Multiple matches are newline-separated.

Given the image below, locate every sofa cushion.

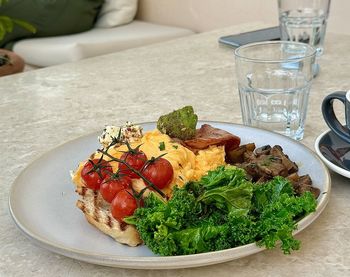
left=12, top=21, right=194, bottom=67
left=0, top=0, right=104, bottom=49
left=95, top=0, right=138, bottom=28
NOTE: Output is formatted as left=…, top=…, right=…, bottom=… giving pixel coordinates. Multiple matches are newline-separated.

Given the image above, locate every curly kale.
left=200, top=165, right=248, bottom=189
left=126, top=166, right=318, bottom=256
left=252, top=177, right=317, bottom=253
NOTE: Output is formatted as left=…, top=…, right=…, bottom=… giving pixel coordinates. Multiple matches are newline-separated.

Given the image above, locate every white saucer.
left=315, top=130, right=350, bottom=179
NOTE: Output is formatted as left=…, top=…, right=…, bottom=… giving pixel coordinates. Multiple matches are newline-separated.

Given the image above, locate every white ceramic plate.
left=9, top=121, right=330, bottom=269
left=315, top=130, right=350, bottom=178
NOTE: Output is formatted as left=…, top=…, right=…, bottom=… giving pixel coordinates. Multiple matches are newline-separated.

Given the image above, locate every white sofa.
left=14, top=20, right=194, bottom=67
left=12, top=0, right=194, bottom=68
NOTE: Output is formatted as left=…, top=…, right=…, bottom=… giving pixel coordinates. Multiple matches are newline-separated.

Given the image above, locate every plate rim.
left=8, top=121, right=331, bottom=269
left=314, top=129, right=350, bottom=179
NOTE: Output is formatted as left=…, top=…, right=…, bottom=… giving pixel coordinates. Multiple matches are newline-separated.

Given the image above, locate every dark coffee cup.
left=322, top=90, right=350, bottom=144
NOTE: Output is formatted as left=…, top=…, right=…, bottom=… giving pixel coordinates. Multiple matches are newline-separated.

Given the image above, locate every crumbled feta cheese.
left=98, top=122, right=143, bottom=148
left=98, top=126, right=121, bottom=148
left=121, top=121, right=143, bottom=143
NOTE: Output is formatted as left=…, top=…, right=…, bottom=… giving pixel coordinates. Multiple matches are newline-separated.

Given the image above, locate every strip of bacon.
left=183, top=124, right=240, bottom=151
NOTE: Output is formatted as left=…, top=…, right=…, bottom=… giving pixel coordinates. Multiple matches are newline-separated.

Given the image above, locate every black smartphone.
left=219, top=26, right=281, bottom=48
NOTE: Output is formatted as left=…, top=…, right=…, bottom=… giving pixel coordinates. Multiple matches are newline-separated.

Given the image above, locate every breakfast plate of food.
left=9, top=106, right=330, bottom=269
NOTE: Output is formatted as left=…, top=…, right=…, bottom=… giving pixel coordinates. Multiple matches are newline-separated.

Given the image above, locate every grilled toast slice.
left=72, top=166, right=142, bottom=247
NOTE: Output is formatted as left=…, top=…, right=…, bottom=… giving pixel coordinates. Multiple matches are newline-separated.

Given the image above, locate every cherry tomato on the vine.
left=100, top=176, right=132, bottom=203
left=111, top=189, right=138, bottom=222
left=118, top=150, right=147, bottom=179
left=142, top=158, right=173, bottom=189
left=81, top=159, right=113, bottom=190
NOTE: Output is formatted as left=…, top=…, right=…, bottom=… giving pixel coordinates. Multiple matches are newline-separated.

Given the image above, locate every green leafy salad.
left=125, top=165, right=317, bottom=256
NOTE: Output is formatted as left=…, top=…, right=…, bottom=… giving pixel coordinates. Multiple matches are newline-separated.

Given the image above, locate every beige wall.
left=137, top=0, right=349, bottom=35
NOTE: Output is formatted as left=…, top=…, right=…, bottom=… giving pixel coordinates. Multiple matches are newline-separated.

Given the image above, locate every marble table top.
left=1, top=22, right=350, bottom=276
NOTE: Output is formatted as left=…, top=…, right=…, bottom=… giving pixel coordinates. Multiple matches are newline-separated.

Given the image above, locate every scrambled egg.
left=73, top=129, right=226, bottom=195
left=139, top=130, right=225, bottom=187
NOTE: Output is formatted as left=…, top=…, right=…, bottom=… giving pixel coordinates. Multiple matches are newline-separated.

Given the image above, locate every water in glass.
left=239, top=69, right=311, bottom=140
left=279, top=8, right=328, bottom=55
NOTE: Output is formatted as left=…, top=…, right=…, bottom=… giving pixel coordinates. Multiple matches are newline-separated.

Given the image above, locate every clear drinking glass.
left=234, top=41, right=317, bottom=140
left=278, top=0, right=331, bottom=56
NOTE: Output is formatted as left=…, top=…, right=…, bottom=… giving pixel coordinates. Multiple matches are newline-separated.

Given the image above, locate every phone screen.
left=219, top=26, right=281, bottom=48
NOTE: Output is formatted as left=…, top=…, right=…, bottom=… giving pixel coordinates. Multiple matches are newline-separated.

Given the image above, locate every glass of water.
left=234, top=41, right=317, bottom=140
left=278, top=0, right=331, bottom=56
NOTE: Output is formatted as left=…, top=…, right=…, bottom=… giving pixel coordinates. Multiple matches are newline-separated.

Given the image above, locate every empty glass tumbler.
left=278, top=0, right=331, bottom=56
left=234, top=41, right=317, bottom=140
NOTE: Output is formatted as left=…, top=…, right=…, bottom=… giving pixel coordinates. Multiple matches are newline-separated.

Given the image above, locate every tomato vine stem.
left=97, top=148, right=167, bottom=199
